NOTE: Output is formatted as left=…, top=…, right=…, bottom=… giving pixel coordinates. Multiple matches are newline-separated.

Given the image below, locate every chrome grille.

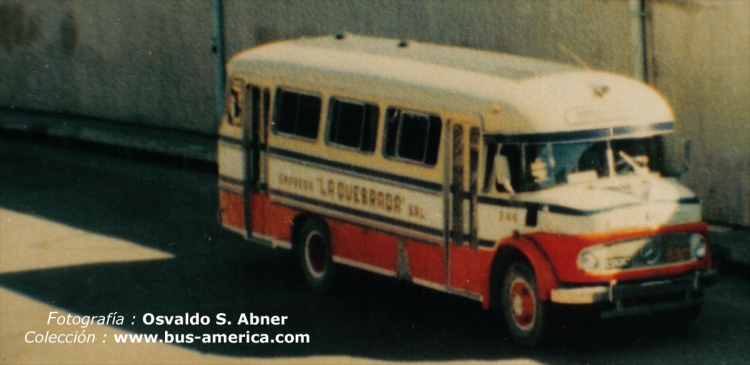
left=579, top=233, right=695, bottom=274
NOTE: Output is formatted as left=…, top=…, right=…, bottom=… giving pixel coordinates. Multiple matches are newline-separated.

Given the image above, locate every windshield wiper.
left=618, top=151, right=649, bottom=176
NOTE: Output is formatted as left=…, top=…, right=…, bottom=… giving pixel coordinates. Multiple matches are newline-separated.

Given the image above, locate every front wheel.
left=500, top=262, right=546, bottom=346
left=296, top=219, right=335, bottom=293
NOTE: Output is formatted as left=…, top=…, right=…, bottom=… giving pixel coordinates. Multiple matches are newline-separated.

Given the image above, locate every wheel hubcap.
left=509, top=278, right=535, bottom=330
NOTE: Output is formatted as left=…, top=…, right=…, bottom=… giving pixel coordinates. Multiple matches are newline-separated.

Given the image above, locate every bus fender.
left=493, top=235, right=559, bottom=302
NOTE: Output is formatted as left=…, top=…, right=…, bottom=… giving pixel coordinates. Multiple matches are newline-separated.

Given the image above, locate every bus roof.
left=228, top=34, right=674, bottom=141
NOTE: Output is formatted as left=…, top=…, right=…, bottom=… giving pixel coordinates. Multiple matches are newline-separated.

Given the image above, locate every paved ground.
left=710, top=225, right=750, bottom=271
left=1, top=134, right=749, bottom=365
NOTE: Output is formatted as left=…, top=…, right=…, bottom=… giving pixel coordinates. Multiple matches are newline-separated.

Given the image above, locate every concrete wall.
left=0, top=0, right=219, bottom=134
left=651, top=0, right=750, bottom=226
left=223, top=0, right=637, bottom=76
left=1, top=0, right=747, bottom=226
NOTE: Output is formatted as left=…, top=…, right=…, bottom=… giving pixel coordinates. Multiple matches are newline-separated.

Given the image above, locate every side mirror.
left=494, top=154, right=515, bottom=194
left=663, top=136, right=691, bottom=177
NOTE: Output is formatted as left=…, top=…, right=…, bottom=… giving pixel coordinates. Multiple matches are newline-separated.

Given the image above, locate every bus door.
left=446, top=119, right=481, bottom=277
left=219, top=79, right=257, bottom=236
left=242, top=83, right=274, bottom=237
left=448, top=120, right=480, bottom=248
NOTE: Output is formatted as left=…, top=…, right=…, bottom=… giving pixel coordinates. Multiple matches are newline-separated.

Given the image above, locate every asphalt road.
left=1, top=134, right=749, bottom=364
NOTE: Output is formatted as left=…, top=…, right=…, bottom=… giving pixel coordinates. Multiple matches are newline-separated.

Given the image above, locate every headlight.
left=690, top=233, right=707, bottom=258
left=577, top=251, right=599, bottom=271
left=640, top=242, right=661, bottom=265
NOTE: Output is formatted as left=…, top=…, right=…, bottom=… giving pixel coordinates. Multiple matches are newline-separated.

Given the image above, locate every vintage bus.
left=217, top=34, right=716, bottom=345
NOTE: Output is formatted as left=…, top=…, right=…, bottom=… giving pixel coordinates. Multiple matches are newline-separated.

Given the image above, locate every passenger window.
left=384, top=108, right=442, bottom=165
left=275, top=89, right=322, bottom=140
left=227, top=78, right=244, bottom=126
left=328, top=98, right=379, bottom=153
left=483, top=143, right=521, bottom=193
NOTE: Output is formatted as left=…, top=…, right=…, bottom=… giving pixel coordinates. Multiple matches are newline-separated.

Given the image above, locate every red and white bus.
left=217, top=34, right=716, bottom=345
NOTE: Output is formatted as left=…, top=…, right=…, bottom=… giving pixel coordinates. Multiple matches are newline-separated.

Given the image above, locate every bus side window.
left=484, top=143, right=522, bottom=193
left=502, top=144, right=523, bottom=192
left=227, top=78, right=244, bottom=126
left=327, top=98, right=379, bottom=153
left=274, top=88, right=322, bottom=140
left=383, top=107, right=441, bottom=166
left=483, top=143, right=499, bottom=192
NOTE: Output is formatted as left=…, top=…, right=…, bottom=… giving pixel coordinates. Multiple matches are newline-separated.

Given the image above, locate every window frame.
left=226, top=78, right=244, bottom=127
left=272, top=87, right=323, bottom=142
left=325, top=97, right=380, bottom=155
left=383, top=107, right=443, bottom=167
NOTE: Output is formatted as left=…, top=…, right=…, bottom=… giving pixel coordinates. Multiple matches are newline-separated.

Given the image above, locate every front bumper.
left=550, top=269, right=718, bottom=318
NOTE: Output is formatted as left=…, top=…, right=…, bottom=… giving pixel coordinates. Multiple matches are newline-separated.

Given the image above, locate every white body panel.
left=218, top=142, right=245, bottom=182
left=267, top=156, right=445, bottom=237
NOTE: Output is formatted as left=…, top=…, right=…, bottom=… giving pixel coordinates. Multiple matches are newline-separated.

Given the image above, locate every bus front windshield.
left=486, top=136, right=665, bottom=193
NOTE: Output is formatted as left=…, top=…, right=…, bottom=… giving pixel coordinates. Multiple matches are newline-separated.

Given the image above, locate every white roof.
left=228, top=34, right=674, bottom=140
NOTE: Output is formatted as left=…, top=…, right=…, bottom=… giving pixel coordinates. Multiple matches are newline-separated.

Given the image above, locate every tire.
left=296, top=219, right=335, bottom=293
left=500, top=261, right=546, bottom=346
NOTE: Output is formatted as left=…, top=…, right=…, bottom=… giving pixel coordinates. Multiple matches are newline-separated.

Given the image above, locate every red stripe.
left=251, top=193, right=297, bottom=242
left=405, top=238, right=444, bottom=284
left=219, top=190, right=245, bottom=231
left=249, top=193, right=268, bottom=235
left=449, top=244, right=494, bottom=305
left=526, top=221, right=712, bottom=284
left=250, top=194, right=453, bottom=290
left=494, top=236, right=559, bottom=303
left=329, top=223, right=399, bottom=272
left=224, top=192, right=711, bottom=311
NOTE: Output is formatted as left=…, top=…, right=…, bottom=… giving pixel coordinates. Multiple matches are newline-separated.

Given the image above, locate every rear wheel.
left=296, top=219, right=335, bottom=293
left=501, top=261, right=546, bottom=346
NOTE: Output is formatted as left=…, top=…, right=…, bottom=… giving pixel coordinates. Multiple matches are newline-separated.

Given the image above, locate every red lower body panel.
left=250, top=193, right=296, bottom=242
left=405, top=238, right=444, bottom=284
left=330, top=224, right=399, bottom=272
left=449, top=244, right=495, bottom=307
left=219, top=190, right=245, bottom=231
left=527, top=222, right=713, bottom=284
left=221, top=192, right=491, bottom=305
